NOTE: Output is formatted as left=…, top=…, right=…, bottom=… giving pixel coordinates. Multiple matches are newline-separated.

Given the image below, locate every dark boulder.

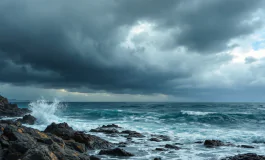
left=98, top=148, right=134, bottom=156
left=154, top=158, right=162, bottom=160
left=204, top=140, right=224, bottom=147
left=44, top=122, right=75, bottom=140
left=155, top=148, right=167, bottom=151
left=165, top=144, right=180, bottom=150
left=149, top=138, right=161, bottom=142
left=16, top=114, right=37, bottom=125
left=120, top=130, right=145, bottom=138
left=90, top=155, right=101, bottom=160
left=221, top=153, right=265, bottom=160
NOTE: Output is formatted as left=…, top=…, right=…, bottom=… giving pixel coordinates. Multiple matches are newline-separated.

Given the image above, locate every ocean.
left=14, top=100, right=265, bottom=160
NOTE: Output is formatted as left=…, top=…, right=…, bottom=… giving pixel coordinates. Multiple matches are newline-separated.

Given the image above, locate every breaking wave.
left=29, top=98, right=66, bottom=125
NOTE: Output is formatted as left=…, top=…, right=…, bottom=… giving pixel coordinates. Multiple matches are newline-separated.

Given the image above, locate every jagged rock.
left=64, top=140, right=86, bottom=153
left=90, top=128, right=119, bottom=134
left=98, top=148, right=134, bottom=156
left=16, top=114, right=37, bottom=125
left=165, top=144, right=180, bottom=150
left=44, top=122, right=113, bottom=150
left=0, top=95, right=30, bottom=117
left=221, top=153, right=265, bottom=160
left=44, top=123, right=74, bottom=140
left=0, top=121, right=91, bottom=160
left=120, top=130, right=145, bottom=138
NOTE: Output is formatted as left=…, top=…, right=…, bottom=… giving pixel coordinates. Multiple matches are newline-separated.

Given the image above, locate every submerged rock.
left=221, top=153, right=265, bottom=160
left=165, top=144, right=180, bottom=150
left=16, top=114, right=37, bottom=125
left=155, top=148, right=167, bottom=151
left=98, top=148, right=134, bottom=156
left=204, top=140, right=224, bottom=147
left=0, top=95, right=30, bottom=117
left=149, top=138, right=161, bottom=142
left=151, top=134, right=171, bottom=141
left=238, top=145, right=255, bottom=148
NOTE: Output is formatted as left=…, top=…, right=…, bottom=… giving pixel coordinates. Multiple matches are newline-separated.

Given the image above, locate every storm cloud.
left=0, top=0, right=265, bottom=101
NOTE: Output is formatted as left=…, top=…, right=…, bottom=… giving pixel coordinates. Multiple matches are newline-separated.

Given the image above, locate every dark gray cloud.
left=0, top=0, right=264, bottom=97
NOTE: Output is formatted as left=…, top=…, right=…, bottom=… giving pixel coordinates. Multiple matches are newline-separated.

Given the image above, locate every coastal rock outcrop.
left=16, top=114, right=37, bottom=125
left=0, top=120, right=94, bottom=160
left=44, top=122, right=113, bottom=150
left=0, top=95, right=30, bottom=117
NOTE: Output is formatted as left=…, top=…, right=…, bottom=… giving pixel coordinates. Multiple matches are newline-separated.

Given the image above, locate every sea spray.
left=29, top=98, right=65, bottom=125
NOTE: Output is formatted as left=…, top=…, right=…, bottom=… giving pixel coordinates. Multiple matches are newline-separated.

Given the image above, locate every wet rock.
left=121, top=130, right=145, bottom=138
left=99, top=148, right=134, bottom=156
left=45, top=122, right=113, bottom=150
left=238, top=145, right=255, bottom=148
left=101, top=124, right=121, bottom=128
left=90, top=128, right=119, bottom=134
left=0, top=120, right=91, bottom=160
left=64, top=140, right=86, bottom=153
left=90, top=155, right=101, bottom=160
left=16, top=114, right=37, bottom=125
left=150, top=138, right=161, bottom=142
left=204, top=140, right=224, bottom=147
left=221, top=153, right=265, bottom=160
left=72, top=131, right=113, bottom=150
left=165, top=144, right=180, bottom=150
left=44, top=122, right=75, bottom=140
left=0, top=95, right=30, bottom=117
left=155, top=148, right=167, bottom=151
left=154, top=158, right=162, bottom=160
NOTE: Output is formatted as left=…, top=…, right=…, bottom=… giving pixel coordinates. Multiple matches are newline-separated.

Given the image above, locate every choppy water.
left=15, top=100, right=265, bottom=160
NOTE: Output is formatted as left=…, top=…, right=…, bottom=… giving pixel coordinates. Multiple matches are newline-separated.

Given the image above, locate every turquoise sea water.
left=15, top=100, right=265, bottom=160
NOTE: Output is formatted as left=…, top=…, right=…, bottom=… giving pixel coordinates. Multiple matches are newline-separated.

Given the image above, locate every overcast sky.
left=1, top=0, right=265, bottom=102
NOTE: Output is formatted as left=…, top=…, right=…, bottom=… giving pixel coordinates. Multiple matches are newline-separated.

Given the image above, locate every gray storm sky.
left=1, top=0, right=265, bottom=102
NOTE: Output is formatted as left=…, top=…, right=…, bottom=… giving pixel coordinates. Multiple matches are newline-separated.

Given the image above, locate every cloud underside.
left=0, top=0, right=265, bottom=100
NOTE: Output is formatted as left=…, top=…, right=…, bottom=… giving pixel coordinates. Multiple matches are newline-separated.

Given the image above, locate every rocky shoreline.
left=0, top=95, right=265, bottom=160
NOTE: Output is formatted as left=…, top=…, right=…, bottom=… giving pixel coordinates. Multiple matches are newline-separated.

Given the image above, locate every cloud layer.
left=0, top=0, right=265, bottom=101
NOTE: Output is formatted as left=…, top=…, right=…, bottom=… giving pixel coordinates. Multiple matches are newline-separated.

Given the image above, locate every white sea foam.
left=181, top=110, right=216, bottom=116
left=29, top=98, right=65, bottom=125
